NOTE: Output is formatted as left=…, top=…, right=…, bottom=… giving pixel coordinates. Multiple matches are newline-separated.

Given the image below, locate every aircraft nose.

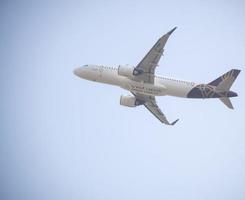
left=73, top=67, right=83, bottom=77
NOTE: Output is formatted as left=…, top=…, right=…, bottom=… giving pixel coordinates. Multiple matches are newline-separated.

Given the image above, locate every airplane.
left=74, top=27, right=240, bottom=125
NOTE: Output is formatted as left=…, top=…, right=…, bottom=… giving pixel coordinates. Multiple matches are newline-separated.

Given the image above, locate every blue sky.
left=1, top=0, right=245, bottom=199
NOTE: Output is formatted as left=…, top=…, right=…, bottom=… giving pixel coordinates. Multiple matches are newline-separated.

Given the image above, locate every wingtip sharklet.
left=170, top=119, right=179, bottom=125
left=167, top=26, right=177, bottom=35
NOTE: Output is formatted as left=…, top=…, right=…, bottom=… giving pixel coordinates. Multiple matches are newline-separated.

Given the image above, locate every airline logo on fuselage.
left=130, top=84, right=163, bottom=95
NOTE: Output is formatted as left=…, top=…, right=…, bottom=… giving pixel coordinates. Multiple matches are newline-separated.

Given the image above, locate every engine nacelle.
left=120, top=95, right=143, bottom=107
left=118, top=65, right=142, bottom=78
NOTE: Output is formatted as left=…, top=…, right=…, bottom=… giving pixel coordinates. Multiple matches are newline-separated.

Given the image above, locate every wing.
left=132, top=92, right=179, bottom=125
left=134, top=27, right=177, bottom=84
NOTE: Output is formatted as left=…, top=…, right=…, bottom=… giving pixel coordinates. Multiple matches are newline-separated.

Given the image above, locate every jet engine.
left=120, top=95, right=144, bottom=107
left=118, top=65, right=142, bottom=78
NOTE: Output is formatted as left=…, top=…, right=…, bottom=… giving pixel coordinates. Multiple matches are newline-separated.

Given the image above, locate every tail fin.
left=209, top=69, right=241, bottom=91
left=209, top=69, right=241, bottom=109
left=219, top=97, right=234, bottom=109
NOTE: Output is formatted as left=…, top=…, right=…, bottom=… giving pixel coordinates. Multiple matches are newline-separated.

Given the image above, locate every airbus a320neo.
left=74, top=27, right=240, bottom=125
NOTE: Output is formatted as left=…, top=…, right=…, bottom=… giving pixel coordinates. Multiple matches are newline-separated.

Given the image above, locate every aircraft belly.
left=166, top=84, right=195, bottom=97
left=121, top=80, right=166, bottom=96
left=130, top=88, right=165, bottom=96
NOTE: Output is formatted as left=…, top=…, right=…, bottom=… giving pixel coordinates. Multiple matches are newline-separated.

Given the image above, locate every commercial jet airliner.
left=74, top=27, right=240, bottom=125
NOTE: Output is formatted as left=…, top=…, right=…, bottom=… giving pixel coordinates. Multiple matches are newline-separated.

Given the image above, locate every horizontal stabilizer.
left=219, top=97, right=234, bottom=109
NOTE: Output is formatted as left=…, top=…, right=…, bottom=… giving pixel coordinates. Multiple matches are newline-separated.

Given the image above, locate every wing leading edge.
left=144, top=100, right=179, bottom=125
left=134, top=27, right=177, bottom=84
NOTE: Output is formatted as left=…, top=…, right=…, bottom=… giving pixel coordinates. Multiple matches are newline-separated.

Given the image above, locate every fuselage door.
left=99, top=66, right=104, bottom=77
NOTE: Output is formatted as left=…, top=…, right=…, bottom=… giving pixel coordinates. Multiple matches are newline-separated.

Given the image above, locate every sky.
left=1, top=0, right=245, bottom=199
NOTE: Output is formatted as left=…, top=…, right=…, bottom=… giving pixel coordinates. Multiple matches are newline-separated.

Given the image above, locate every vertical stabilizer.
left=209, top=69, right=241, bottom=91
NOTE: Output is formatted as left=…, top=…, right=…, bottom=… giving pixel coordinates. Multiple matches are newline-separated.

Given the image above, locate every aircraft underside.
left=74, top=27, right=240, bottom=125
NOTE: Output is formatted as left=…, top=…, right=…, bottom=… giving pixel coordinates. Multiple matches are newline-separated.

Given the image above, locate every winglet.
left=167, top=27, right=177, bottom=35
left=170, top=119, right=179, bottom=125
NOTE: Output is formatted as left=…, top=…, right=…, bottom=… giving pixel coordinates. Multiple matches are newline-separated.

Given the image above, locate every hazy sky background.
left=1, top=0, right=245, bottom=199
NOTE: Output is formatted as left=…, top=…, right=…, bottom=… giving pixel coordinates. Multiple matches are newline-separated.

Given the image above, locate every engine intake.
left=120, top=95, right=144, bottom=107
left=118, top=65, right=142, bottom=78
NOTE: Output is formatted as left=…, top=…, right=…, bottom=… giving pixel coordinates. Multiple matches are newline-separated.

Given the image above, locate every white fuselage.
left=74, top=65, right=198, bottom=98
